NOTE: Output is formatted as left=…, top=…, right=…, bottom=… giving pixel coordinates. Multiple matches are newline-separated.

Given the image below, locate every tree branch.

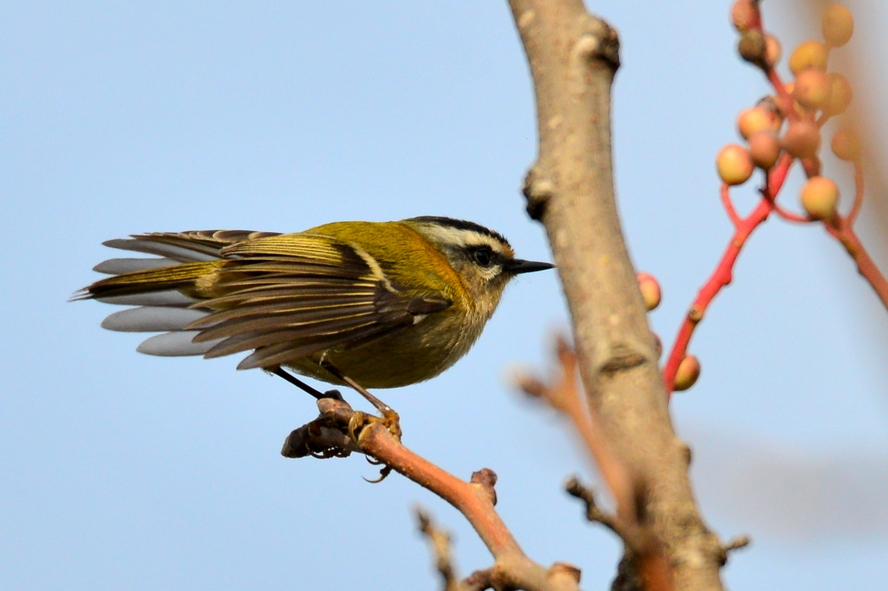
left=283, top=400, right=582, bottom=591
left=517, top=339, right=670, bottom=591
left=506, top=1, right=725, bottom=589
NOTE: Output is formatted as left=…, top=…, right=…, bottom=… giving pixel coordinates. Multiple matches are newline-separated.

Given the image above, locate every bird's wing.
left=181, top=232, right=453, bottom=370
left=96, top=230, right=283, bottom=267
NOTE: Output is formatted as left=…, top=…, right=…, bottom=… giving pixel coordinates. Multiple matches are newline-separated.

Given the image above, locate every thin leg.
left=271, top=366, right=344, bottom=401
left=319, top=361, right=401, bottom=441
left=320, top=362, right=391, bottom=412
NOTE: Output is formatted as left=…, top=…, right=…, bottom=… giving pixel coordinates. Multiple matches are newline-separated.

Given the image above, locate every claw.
left=347, top=411, right=370, bottom=444
left=346, top=409, right=402, bottom=444
left=381, top=407, right=402, bottom=441
left=364, top=464, right=393, bottom=484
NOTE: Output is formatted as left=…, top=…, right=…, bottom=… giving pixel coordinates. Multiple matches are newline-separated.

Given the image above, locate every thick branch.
left=507, top=1, right=724, bottom=589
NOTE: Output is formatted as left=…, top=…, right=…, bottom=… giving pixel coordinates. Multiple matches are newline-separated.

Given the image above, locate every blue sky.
left=2, top=2, right=886, bottom=590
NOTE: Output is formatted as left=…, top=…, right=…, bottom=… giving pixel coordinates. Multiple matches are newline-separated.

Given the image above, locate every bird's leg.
left=320, top=361, right=402, bottom=442
left=271, top=366, right=344, bottom=402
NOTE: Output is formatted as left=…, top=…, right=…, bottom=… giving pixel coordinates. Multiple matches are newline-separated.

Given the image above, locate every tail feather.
left=80, top=261, right=221, bottom=300
left=77, top=230, right=266, bottom=359
left=136, top=331, right=223, bottom=357
left=93, top=257, right=179, bottom=275
left=102, top=238, right=220, bottom=262
left=102, top=307, right=211, bottom=332
left=94, top=291, right=198, bottom=307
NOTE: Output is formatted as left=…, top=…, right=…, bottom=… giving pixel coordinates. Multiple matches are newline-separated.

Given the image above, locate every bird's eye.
left=471, top=246, right=494, bottom=267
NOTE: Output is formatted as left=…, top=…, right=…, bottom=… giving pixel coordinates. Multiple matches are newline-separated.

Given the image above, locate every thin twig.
left=517, top=337, right=638, bottom=526
left=517, top=339, right=672, bottom=591
left=417, top=508, right=464, bottom=591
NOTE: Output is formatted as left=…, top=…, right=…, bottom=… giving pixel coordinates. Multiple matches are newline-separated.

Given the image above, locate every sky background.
left=2, top=2, right=887, bottom=590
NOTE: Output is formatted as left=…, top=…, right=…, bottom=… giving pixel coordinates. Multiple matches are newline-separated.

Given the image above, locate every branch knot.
left=522, top=167, right=554, bottom=221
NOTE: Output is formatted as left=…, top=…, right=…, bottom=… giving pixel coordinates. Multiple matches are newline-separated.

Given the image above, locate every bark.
left=506, top=1, right=726, bottom=589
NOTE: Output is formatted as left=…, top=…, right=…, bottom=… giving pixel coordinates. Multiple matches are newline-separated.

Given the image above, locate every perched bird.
left=75, top=217, right=553, bottom=396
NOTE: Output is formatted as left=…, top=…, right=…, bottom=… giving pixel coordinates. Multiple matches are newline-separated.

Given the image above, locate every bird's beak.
left=504, top=258, right=555, bottom=275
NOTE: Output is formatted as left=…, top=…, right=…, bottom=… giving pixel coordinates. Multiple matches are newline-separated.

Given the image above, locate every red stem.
left=765, top=67, right=796, bottom=122
left=663, top=156, right=794, bottom=395
left=848, top=159, right=865, bottom=225
left=664, top=7, right=887, bottom=395
left=720, top=183, right=741, bottom=227
left=824, top=216, right=888, bottom=311
left=770, top=201, right=810, bottom=224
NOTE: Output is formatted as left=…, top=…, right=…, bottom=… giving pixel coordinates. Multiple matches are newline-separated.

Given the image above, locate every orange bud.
left=717, top=144, right=754, bottom=185
left=789, top=40, right=829, bottom=74
left=822, top=73, right=852, bottom=116
left=637, top=272, right=661, bottom=311
left=764, top=34, right=782, bottom=68
left=822, top=5, right=854, bottom=47
left=831, top=128, right=861, bottom=161
left=674, top=355, right=701, bottom=391
left=781, top=120, right=821, bottom=159
left=800, top=176, right=840, bottom=219
left=793, top=68, right=832, bottom=110
left=748, top=130, right=781, bottom=169
left=731, top=0, right=759, bottom=32
left=737, top=106, right=781, bottom=139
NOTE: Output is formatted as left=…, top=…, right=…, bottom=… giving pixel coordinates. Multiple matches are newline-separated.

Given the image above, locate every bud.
left=764, top=34, right=782, bottom=68
left=652, top=332, right=663, bottom=360
left=717, top=144, right=754, bottom=185
left=831, top=128, right=861, bottom=161
left=800, top=176, right=840, bottom=220
left=738, top=30, right=766, bottom=66
left=674, top=355, right=701, bottom=391
left=781, top=83, right=806, bottom=118
left=731, top=0, right=760, bottom=33
left=789, top=40, right=829, bottom=74
left=748, top=130, right=781, bottom=169
left=822, top=73, right=852, bottom=116
left=781, top=120, right=821, bottom=159
left=737, top=106, right=781, bottom=139
left=822, top=5, right=854, bottom=47
left=757, top=96, right=784, bottom=123
left=792, top=68, right=832, bottom=110
left=637, top=273, right=662, bottom=311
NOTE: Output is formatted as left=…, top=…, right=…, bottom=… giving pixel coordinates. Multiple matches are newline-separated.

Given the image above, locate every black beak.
left=504, top=258, right=555, bottom=275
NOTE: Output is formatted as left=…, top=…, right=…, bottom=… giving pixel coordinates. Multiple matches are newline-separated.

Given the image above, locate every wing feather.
left=185, top=232, right=452, bottom=369
left=85, top=228, right=453, bottom=370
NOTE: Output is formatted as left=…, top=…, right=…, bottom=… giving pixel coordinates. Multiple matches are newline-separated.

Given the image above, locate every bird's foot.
left=347, top=407, right=402, bottom=444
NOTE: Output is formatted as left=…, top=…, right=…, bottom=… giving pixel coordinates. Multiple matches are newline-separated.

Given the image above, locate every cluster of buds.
left=717, top=2, right=860, bottom=222
left=668, top=3, right=875, bottom=395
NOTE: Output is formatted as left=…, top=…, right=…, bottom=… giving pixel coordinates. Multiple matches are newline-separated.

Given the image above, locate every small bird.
left=75, top=217, right=553, bottom=400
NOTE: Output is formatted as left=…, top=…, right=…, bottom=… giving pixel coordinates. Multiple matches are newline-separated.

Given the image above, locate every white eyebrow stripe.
left=417, top=225, right=511, bottom=253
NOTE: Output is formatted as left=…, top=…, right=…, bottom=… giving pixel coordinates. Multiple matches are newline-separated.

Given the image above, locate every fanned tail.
left=73, top=231, right=277, bottom=356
